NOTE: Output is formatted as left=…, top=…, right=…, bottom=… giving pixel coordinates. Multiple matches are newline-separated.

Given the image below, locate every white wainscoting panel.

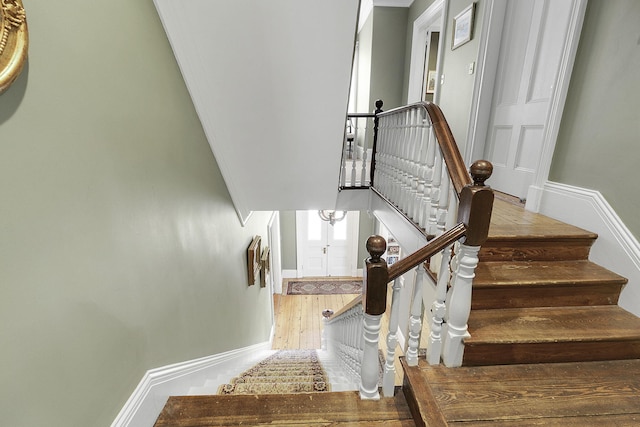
left=111, top=339, right=273, bottom=427
left=539, top=182, right=640, bottom=317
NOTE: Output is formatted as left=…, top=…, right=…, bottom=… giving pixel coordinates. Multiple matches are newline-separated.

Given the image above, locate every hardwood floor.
left=272, top=292, right=358, bottom=350
left=155, top=390, right=416, bottom=426
left=272, top=285, right=406, bottom=387
left=403, top=358, right=640, bottom=426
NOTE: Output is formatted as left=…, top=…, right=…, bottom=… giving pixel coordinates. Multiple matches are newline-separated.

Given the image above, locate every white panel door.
left=483, top=0, right=575, bottom=200
left=297, top=211, right=359, bottom=277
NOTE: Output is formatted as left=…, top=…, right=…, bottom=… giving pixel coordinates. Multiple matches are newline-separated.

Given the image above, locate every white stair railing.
left=326, top=102, right=494, bottom=399
left=323, top=296, right=364, bottom=384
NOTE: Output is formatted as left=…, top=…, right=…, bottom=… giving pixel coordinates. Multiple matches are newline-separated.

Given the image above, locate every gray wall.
left=370, top=7, right=410, bottom=111
left=0, top=1, right=273, bottom=426
left=402, top=0, right=437, bottom=104
left=550, top=0, right=640, bottom=239
left=279, top=211, right=297, bottom=270
left=438, top=0, right=485, bottom=156
left=399, top=0, right=485, bottom=155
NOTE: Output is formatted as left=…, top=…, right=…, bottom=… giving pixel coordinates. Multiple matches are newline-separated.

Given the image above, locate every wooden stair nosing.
left=466, top=305, right=640, bottom=345
left=153, top=391, right=415, bottom=426
left=473, top=260, right=628, bottom=288
left=400, top=357, right=448, bottom=427
left=463, top=305, right=640, bottom=366
left=471, top=283, right=623, bottom=309
left=462, top=340, right=640, bottom=366
left=416, top=359, right=640, bottom=424
left=471, top=260, right=626, bottom=309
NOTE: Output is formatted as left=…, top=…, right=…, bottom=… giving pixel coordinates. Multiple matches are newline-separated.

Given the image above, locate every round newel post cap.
left=470, top=160, right=493, bottom=186
left=375, top=99, right=383, bottom=112
left=366, top=235, right=387, bottom=261
left=322, top=309, right=334, bottom=319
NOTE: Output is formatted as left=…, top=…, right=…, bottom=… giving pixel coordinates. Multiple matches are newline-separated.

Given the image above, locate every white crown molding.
left=111, top=339, right=273, bottom=427
left=374, top=0, right=414, bottom=7
left=538, top=182, right=640, bottom=317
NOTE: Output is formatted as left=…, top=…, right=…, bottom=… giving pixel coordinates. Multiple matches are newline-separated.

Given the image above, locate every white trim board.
left=111, top=339, right=273, bottom=427
left=406, top=0, right=446, bottom=103
left=538, top=182, right=640, bottom=317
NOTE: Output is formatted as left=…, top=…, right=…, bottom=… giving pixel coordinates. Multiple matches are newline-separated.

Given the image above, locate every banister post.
left=457, top=160, right=494, bottom=246
left=442, top=160, right=494, bottom=367
left=370, top=100, right=384, bottom=186
left=360, top=235, right=388, bottom=400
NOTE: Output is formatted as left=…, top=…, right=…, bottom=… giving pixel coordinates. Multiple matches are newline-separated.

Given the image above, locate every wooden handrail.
left=326, top=294, right=363, bottom=320
left=387, top=223, right=467, bottom=281
left=376, top=101, right=472, bottom=196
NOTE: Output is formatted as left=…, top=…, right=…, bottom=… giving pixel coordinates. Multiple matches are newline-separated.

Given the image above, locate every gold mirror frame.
left=0, top=0, right=28, bottom=94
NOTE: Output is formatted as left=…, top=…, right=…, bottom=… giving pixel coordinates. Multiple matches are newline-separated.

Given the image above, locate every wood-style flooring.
left=154, top=390, right=416, bottom=426
left=403, top=358, right=640, bottom=426
left=272, top=283, right=405, bottom=387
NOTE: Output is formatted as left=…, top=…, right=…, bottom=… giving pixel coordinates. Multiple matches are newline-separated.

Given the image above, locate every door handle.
left=322, top=247, right=327, bottom=254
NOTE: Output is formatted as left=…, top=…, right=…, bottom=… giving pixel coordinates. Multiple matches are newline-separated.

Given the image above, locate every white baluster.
left=414, top=116, right=428, bottom=222
left=406, top=264, right=425, bottom=366
left=350, top=119, right=358, bottom=186
left=436, top=171, right=451, bottom=236
left=421, top=127, right=436, bottom=229
left=428, top=153, right=443, bottom=235
left=360, top=120, right=368, bottom=185
left=359, top=312, right=382, bottom=400
left=442, top=243, right=481, bottom=367
left=427, top=188, right=459, bottom=364
left=382, top=277, right=403, bottom=396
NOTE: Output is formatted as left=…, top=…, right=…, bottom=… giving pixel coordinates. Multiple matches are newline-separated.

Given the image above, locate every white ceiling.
left=154, top=0, right=360, bottom=222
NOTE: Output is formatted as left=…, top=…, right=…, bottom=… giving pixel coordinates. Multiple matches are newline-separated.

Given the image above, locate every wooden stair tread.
left=404, top=358, right=640, bottom=426
left=467, top=305, right=640, bottom=344
left=487, top=199, right=597, bottom=240
left=154, top=391, right=415, bottom=426
left=474, top=260, right=627, bottom=287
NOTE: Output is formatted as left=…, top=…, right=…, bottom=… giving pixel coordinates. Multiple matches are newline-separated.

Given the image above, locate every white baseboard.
left=282, top=269, right=298, bottom=279
left=538, top=182, right=640, bottom=317
left=111, top=339, right=273, bottom=427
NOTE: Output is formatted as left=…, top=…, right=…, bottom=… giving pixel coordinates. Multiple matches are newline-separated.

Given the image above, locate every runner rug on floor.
left=286, top=279, right=362, bottom=295
left=217, top=349, right=330, bottom=395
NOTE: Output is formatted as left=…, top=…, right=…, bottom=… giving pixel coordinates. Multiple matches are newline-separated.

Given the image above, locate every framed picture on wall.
left=452, top=3, right=476, bottom=50
left=426, top=70, right=437, bottom=94
left=247, top=235, right=261, bottom=286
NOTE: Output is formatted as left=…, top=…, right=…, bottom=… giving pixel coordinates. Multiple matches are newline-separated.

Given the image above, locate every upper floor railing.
left=339, top=100, right=383, bottom=190
left=326, top=101, right=494, bottom=400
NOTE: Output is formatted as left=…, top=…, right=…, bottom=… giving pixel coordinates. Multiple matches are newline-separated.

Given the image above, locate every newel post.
left=370, top=99, right=384, bottom=186
left=442, top=160, right=494, bottom=367
left=360, top=235, right=388, bottom=400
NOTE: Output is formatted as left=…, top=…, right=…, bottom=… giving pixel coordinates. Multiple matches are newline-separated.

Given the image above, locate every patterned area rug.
left=286, top=279, right=362, bottom=295
left=217, top=350, right=330, bottom=395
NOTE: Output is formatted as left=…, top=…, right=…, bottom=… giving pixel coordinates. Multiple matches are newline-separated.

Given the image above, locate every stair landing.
left=402, top=357, right=640, bottom=426
left=153, top=390, right=415, bottom=426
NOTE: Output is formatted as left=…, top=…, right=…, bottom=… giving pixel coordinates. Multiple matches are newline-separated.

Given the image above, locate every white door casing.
left=407, top=0, right=447, bottom=103
left=296, top=211, right=359, bottom=277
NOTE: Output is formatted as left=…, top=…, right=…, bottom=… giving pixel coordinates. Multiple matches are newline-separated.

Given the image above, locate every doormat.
left=286, top=279, right=362, bottom=295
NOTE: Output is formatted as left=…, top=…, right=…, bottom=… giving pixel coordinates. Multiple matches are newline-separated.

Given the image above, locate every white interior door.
left=296, top=211, right=359, bottom=277
left=483, top=0, right=577, bottom=200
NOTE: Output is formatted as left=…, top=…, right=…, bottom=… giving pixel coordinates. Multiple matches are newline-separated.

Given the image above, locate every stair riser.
left=480, top=239, right=594, bottom=262
left=472, top=283, right=623, bottom=309
left=463, top=340, right=640, bottom=366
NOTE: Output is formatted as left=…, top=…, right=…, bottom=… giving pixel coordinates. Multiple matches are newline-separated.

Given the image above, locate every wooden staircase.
left=402, top=198, right=640, bottom=425
left=153, top=199, right=640, bottom=426
left=464, top=198, right=640, bottom=366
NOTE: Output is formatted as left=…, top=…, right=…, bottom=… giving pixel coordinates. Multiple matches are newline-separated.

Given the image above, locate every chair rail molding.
left=539, top=181, right=640, bottom=317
